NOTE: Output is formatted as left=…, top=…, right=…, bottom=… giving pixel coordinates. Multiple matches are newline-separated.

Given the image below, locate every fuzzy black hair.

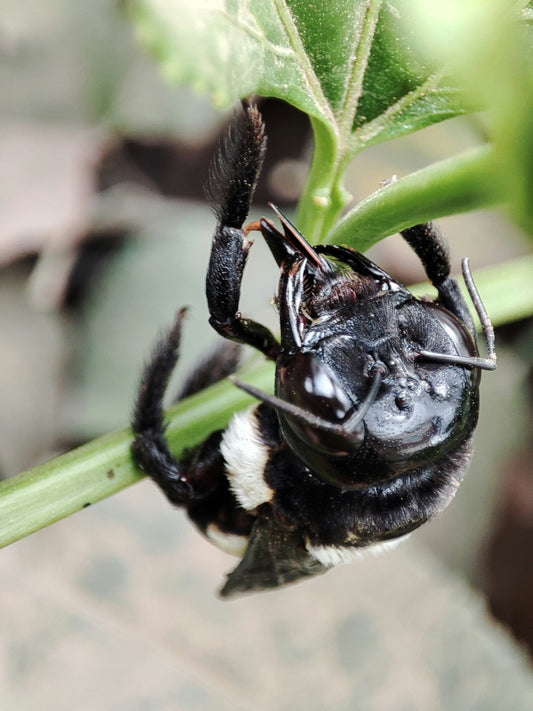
left=204, top=102, right=267, bottom=229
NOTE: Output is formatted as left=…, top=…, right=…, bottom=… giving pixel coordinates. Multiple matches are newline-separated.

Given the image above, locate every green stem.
left=327, top=145, right=502, bottom=250
left=0, top=362, right=274, bottom=548
left=295, top=116, right=342, bottom=242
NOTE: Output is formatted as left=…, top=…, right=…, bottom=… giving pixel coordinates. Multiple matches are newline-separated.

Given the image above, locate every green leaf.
left=129, top=0, right=469, bottom=130
left=349, top=2, right=475, bottom=150
left=128, top=0, right=476, bottom=241
left=128, top=0, right=333, bottom=123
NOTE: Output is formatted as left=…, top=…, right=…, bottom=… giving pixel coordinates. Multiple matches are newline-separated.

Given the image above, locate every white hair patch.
left=307, top=535, right=409, bottom=568
left=220, top=406, right=274, bottom=511
left=206, top=524, right=248, bottom=557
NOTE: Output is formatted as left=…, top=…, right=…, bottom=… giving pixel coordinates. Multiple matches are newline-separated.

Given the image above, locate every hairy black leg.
left=132, top=311, right=257, bottom=542
left=174, top=341, right=241, bottom=401
left=132, top=310, right=232, bottom=503
left=206, top=225, right=280, bottom=358
left=403, top=223, right=497, bottom=370
left=401, top=222, right=476, bottom=334
left=132, top=309, right=199, bottom=504
left=205, top=103, right=280, bottom=360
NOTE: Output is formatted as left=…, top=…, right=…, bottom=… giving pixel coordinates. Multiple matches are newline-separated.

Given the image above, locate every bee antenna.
left=229, top=365, right=384, bottom=437
left=418, top=260, right=497, bottom=372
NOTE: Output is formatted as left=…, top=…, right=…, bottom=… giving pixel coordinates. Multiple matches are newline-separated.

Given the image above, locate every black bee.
left=132, top=103, right=496, bottom=597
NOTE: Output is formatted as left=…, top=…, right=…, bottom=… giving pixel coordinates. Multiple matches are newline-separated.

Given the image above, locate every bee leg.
left=402, top=223, right=496, bottom=368
left=132, top=310, right=203, bottom=504
left=174, top=340, right=241, bottom=402
left=401, top=222, right=476, bottom=335
left=205, top=103, right=280, bottom=360
left=206, top=223, right=280, bottom=360
left=131, top=311, right=256, bottom=538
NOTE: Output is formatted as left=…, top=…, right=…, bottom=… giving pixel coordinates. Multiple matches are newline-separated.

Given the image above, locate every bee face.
left=272, top=243, right=480, bottom=489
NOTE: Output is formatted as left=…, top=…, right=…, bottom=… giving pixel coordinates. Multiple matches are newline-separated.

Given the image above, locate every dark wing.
left=219, top=507, right=327, bottom=598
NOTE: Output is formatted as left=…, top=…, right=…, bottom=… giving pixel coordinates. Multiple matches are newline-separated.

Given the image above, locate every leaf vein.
left=337, top=0, right=384, bottom=139
left=272, top=0, right=334, bottom=122
left=348, top=72, right=444, bottom=154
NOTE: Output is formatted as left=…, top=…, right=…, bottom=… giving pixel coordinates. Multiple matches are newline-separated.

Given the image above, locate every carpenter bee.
left=132, top=103, right=496, bottom=597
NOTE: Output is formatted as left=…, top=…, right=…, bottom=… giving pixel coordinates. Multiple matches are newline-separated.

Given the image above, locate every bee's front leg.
left=205, top=103, right=280, bottom=360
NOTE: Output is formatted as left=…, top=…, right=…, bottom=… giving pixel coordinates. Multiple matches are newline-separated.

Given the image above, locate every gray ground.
left=0, top=481, right=532, bottom=711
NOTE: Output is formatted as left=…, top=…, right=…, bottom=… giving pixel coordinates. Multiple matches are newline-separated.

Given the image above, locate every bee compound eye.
left=277, top=353, right=352, bottom=423
left=275, top=352, right=369, bottom=459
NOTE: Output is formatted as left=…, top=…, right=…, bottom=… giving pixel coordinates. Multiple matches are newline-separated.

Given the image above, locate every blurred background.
left=0, top=1, right=531, bottom=708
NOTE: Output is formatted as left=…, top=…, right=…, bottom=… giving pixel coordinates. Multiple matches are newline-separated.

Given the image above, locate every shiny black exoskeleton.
left=132, top=104, right=496, bottom=597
